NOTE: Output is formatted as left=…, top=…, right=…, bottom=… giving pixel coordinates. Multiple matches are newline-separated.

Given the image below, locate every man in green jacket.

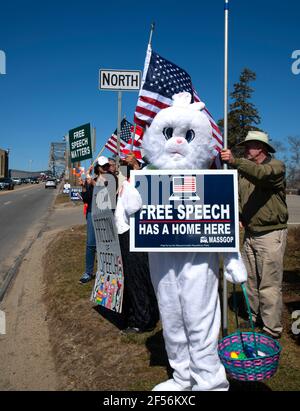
left=221, top=131, right=288, bottom=339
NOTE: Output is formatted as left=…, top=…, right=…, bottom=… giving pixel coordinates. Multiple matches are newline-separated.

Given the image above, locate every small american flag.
left=105, top=118, right=132, bottom=155
left=105, top=118, right=143, bottom=159
left=120, top=124, right=144, bottom=160
left=173, top=176, right=196, bottom=193
left=134, top=45, right=223, bottom=156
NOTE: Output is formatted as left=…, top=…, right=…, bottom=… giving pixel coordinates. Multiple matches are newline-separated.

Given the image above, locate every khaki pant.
left=242, top=229, right=287, bottom=337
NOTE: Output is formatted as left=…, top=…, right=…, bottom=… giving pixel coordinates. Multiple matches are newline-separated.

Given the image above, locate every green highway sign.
left=69, top=123, right=92, bottom=163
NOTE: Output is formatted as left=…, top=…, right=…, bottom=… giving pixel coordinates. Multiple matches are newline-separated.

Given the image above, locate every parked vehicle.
left=45, top=178, right=57, bottom=189
left=30, top=177, right=39, bottom=184
left=0, top=177, right=15, bottom=190
left=12, top=177, right=22, bottom=185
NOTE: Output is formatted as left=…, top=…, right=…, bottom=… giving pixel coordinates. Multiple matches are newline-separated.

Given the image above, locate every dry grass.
left=44, top=225, right=300, bottom=391
left=54, top=193, right=71, bottom=205
left=43, top=226, right=168, bottom=391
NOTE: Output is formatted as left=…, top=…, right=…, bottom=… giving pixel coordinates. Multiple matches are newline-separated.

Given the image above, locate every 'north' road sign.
left=99, top=69, right=141, bottom=91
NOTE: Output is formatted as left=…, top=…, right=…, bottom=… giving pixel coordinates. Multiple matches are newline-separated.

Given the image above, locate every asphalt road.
left=286, top=195, right=300, bottom=225
left=0, top=183, right=57, bottom=296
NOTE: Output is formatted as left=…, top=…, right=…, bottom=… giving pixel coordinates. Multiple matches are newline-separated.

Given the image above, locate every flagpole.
left=91, top=144, right=106, bottom=165
left=131, top=22, right=155, bottom=154
left=148, top=22, right=155, bottom=47
left=116, top=91, right=122, bottom=167
left=223, top=0, right=229, bottom=337
left=130, top=124, right=137, bottom=152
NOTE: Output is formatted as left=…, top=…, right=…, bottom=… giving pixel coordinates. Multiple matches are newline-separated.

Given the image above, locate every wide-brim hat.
left=236, top=131, right=276, bottom=153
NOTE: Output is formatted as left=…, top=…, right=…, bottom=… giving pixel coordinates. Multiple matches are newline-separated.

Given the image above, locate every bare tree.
left=286, top=136, right=300, bottom=188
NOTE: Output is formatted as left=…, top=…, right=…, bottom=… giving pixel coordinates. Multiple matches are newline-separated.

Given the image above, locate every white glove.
left=223, top=252, right=247, bottom=284
left=120, top=180, right=143, bottom=216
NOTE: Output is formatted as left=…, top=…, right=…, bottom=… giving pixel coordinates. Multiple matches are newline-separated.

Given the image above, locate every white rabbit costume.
left=120, top=92, right=247, bottom=391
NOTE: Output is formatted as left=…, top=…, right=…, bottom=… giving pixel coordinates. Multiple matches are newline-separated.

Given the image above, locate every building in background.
left=0, top=148, right=9, bottom=178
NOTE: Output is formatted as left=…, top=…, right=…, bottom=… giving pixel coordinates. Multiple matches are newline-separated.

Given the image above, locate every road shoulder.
left=0, top=229, right=59, bottom=390
left=0, top=202, right=84, bottom=390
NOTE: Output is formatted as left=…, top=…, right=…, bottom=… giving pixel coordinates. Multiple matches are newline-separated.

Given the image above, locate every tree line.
left=218, top=68, right=300, bottom=188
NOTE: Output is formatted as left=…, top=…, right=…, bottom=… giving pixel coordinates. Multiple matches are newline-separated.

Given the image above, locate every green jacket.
left=232, top=156, right=288, bottom=234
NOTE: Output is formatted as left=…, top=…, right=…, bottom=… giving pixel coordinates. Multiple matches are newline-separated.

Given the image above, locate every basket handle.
left=232, top=283, right=259, bottom=356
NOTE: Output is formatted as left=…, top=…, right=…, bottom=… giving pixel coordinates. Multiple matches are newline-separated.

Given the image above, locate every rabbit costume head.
left=142, top=92, right=215, bottom=170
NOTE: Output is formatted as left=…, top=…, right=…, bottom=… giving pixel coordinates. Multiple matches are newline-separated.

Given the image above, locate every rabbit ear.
left=190, top=101, right=206, bottom=111
left=171, top=92, right=206, bottom=112
left=172, top=92, right=192, bottom=107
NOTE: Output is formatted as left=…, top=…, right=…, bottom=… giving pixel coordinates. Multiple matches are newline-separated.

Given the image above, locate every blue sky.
left=0, top=0, right=299, bottom=171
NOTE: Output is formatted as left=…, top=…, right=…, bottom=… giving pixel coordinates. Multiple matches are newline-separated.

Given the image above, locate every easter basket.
left=218, top=283, right=282, bottom=381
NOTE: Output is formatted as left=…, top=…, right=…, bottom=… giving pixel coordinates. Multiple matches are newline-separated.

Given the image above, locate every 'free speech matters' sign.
left=130, top=170, right=239, bottom=253
left=69, top=123, right=92, bottom=163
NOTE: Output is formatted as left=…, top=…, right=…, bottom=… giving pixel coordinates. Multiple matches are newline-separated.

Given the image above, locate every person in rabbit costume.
left=143, top=92, right=247, bottom=391
left=119, top=92, right=247, bottom=391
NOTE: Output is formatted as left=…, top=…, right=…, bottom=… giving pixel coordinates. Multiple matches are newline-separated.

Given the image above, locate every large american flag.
left=105, top=118, right=143, bottom=159
left=134, top=45, right=223, bottom=155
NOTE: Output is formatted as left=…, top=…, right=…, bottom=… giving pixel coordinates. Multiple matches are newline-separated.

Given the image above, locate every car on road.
left=45, top=178, right=57, bottom=189
left=12, top=177, right=22, bottom=185
left=0, top=177, right=15, bottom=190
left=30, top=177, right=40, bottom=184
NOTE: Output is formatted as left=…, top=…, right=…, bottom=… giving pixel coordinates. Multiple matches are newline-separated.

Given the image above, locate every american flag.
left=105, top=118, right=143, bottom=159
left=134, top=45, right=223, bottom=155
left=173, top=176, right=196, bottom=193
left=120, top=124, right=144, bottom=160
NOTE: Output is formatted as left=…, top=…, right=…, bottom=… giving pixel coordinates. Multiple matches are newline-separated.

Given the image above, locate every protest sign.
left=130, top=170, right=239, bottom=252
left=69, top=186, right=82, bottom=201
left=69, top=123, right=92, bottom=163
left=91, top=184, right=123, bottom=313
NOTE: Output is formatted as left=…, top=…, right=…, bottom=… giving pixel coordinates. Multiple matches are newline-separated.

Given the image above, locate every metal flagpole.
left=116, top=91, right=122, bottom=170
left=130, top=23, right=155, bottom=155
left=222, top=0, right=229, bottom=337
left=148, top=22, right=155, bottom=47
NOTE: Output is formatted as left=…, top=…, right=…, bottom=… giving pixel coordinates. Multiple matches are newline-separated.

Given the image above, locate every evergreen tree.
left=218, top=68, right=262, bottom=148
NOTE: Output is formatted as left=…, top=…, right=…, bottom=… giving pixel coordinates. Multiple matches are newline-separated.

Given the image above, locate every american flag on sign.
left=134, top=45, right=223, bottom=157
left=173, top=176, right=196, bottom=193
left=105, top=118, right=144, bottom=159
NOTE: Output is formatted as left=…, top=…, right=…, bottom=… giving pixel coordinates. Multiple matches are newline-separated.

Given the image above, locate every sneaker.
left=152, top=379, right=191, bottom=391
left=262, top=329, right=281, bottom=339
left=79, top=273, right=94, bottom=284
left=120, top=327, right=141, bottom=335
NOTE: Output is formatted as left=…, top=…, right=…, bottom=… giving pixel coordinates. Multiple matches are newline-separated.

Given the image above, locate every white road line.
left=3, top=201, right=12, bottom=206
